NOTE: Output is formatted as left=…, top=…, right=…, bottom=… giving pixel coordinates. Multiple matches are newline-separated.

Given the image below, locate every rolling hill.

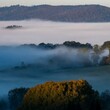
left=0, top=5, right=110, bottom=22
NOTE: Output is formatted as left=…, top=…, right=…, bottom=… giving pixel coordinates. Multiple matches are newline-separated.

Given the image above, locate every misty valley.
left=0, top=21, right=110, bottom=110
left=0, top=41, right=110, bottom=110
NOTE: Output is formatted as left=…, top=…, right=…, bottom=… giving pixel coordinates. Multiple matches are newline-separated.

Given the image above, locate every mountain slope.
left=0, top=5, right=110, bottom=22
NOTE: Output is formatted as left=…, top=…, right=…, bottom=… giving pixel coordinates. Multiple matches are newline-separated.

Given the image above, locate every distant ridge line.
left=0, top=5, right=110, bottom=22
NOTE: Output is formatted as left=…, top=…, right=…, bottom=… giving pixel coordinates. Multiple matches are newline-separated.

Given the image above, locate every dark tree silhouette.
left=8, top=87, right=29, bottom=110
left=0, top=99, right=7, bottom=110
left=100, top=90, right=110, bottom=110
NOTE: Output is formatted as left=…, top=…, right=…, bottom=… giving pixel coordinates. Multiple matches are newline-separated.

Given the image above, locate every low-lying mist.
left=0, top=46, right=109, bottom=70
left=0, top=44, right=110, bottom=98
left=0, top=20, right=110, bottom=45
left=0, top=20, right=110, bottom=100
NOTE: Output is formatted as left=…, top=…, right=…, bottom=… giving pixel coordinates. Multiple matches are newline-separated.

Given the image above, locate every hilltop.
left=0, top=5, right=110, bottom=22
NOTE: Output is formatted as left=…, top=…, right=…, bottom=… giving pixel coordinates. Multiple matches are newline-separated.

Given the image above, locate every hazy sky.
left=0, top=0, right=110, bottom=7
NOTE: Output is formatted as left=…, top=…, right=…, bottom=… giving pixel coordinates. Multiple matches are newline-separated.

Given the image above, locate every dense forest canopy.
left=0, top=5, right=110, bottom=22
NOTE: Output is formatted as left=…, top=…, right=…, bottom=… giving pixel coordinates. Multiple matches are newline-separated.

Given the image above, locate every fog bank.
left=0, top=20, right=110, bottom=97
left=0, top=46, right=109, bottom=70
left=0, top=20, right=110, bottom=45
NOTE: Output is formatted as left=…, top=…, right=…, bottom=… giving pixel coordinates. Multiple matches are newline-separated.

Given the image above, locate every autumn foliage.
left=19, top=80, right=100, bottom=110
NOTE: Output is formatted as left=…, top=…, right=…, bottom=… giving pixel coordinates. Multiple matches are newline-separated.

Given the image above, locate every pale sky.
left=0, top=0, right=110, bottom=7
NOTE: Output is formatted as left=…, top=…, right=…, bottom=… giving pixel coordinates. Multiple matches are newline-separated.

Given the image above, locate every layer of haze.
left=0, top=45, right=109, bottom=96
left=0, top=20, right=110, bottom=45
left=0, top=20, right=110, bottom=96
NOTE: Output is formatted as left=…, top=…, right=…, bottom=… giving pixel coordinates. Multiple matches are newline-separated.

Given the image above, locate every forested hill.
left=0, top=5, right=110, bottom=22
